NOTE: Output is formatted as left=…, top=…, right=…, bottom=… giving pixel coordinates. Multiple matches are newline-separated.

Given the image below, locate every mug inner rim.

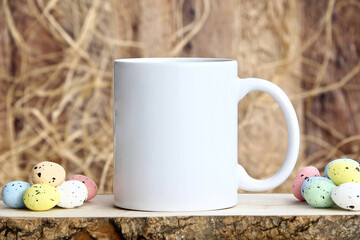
left=114, top=58, right=234, bottom=64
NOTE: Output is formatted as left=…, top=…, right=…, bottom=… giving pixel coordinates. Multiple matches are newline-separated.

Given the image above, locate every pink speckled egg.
left=66, top=174, right=98, bottom=201
left=292, top=166, right=320, bottom=201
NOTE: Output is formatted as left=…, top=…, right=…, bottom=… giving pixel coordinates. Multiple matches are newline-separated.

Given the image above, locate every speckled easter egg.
left=301, top=177, right=333, bottom=199
left=23, top=184, right=60, bottom=211
left=331, top=182, right=360, bottom=211
left=66, top=174, right=98, bottom=201
left=304, top=180, right=336, bottom=208
left=292, top=166, right=321, bottom=201
left=1, top=181, right=31, bottom=208
left=325, top=159, right=360, bottom=179
left=31, top=161, right=66, bottom=187
left=56, top=180, right=88, bottom=208
left=326, top=159, right=360, bottom=185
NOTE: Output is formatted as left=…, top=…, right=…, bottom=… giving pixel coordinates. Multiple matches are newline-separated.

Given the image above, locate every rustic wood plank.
left=0, top=1, right=12, bottom=153
left=174, top=0, right=303, bottom=193
left=0, top=0, right=305, bottom=195
left=301, top=0, right=360, bottom=170
left=1, top=194, right=360, bottom=239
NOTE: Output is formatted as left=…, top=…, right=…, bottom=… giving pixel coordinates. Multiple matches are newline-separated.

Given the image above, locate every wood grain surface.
left=301, top=0, right=360, bottom=170
left=0, top=0, right=303, bottom=193
left=1, top=194, right=360, bottom=239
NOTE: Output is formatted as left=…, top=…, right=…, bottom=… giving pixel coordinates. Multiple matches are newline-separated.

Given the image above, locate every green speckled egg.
left=304, top=180, right=336, bottom=208
left=23, top=184, right=60, bottom=211
left=327, top=161, right=360, bottom=185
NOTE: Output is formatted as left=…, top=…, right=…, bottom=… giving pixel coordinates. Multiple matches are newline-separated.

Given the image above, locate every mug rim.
left=114, top=57, right=235, bottom=64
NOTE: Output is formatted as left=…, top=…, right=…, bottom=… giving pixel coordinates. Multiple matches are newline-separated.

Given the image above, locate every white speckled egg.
left=23, top=184, right=60, bottom=211
left=1, top=181, right=31, bottom=208
left=331, top=182, right=360, bottom=211
left=31, top=161, right=66, bottom=187
left=66, top=174, right=98, bottom=201
left=56, top=180, right=88, bottom=208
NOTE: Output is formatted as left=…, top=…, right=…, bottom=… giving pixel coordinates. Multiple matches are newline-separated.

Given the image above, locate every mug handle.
left=236, top=78, right=300, bottom=191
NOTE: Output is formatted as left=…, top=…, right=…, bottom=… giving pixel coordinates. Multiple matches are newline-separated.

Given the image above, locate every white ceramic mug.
left=113, top=58, right=300, bottom=211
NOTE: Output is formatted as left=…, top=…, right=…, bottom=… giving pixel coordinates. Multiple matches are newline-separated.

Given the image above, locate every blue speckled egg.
left=325, top=159, right=360, bottom=178
left=304, top=180, right=337, bottom=208
left=326, top=159, right=360, bottom=185
left=1, top=181, right=32, bottom=208
left=331, top=182, right=360, bottom=211
left=301, top=176, right=334, bottom=198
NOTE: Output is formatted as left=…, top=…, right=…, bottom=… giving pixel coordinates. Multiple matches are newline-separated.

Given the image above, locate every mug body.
left=113, top=58, right=238, bottom=211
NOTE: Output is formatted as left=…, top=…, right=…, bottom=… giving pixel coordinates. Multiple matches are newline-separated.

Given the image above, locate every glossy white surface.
left=113, top=58, right=300, bottom=211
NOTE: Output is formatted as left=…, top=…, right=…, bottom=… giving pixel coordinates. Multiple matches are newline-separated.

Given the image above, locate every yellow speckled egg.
left=31, top=161, right=66, bottom=187
left=327, top=161, right=360, bottom=185
left=23, top=184, right=60, bottom=211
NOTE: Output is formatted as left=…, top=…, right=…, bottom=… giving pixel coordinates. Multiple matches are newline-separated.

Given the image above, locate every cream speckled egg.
left=56, top=180, right=88, bottom=208
left=326, top=160, right=360, bottom=186
left=331, top=182, right=360, bottom=211
left=31, top=161, right=66, bottom=187
left=23, top=184, right=60, bottom=211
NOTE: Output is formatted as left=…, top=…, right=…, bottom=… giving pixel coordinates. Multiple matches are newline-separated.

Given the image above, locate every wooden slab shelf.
left=1, top=194, right=360, bottom=239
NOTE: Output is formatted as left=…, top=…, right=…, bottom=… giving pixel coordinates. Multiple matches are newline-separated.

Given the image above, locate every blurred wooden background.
left=0, top=0, right=359, bottom=194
